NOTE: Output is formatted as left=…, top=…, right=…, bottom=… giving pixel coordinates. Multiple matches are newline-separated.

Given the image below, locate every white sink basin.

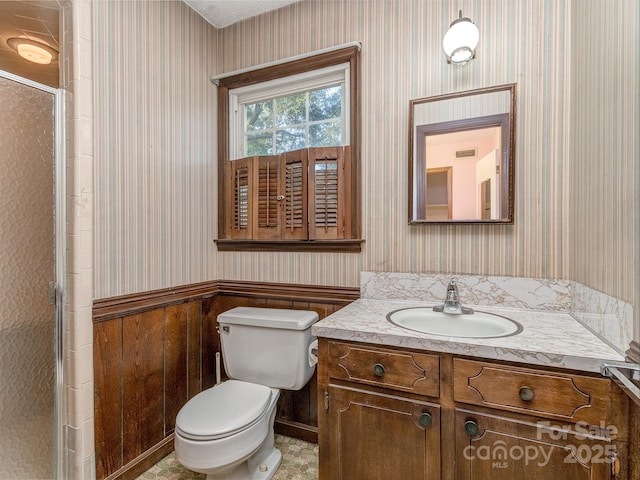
left=387, top=307, right=522, bottom=338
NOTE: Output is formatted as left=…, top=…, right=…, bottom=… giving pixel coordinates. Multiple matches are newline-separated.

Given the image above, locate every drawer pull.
left=373, top=363, right=385, bottom=377
left=519, top=386, right=535, bottom=402
left=464, top=420, right=480, bottom=437
left=419, top=412, right=433, bottom=428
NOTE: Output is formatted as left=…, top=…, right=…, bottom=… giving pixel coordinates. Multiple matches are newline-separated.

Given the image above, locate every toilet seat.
left=176, top=380, right=272, bottom=441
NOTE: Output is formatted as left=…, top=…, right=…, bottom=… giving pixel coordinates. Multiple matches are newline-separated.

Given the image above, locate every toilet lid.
left=176, top=380, right=272, bottom=440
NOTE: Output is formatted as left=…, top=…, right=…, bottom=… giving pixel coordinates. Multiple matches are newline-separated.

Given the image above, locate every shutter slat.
left=257, top=159, right=279, bottom=228
left=308, top=146, right=350, bottom=240
left=314, top=156, right=340, bottom=229
left=233, top=167, right=249, bottom=229
left=226, top=157, right=254, bottom=239
left=285, top=159, right=305, bottom=230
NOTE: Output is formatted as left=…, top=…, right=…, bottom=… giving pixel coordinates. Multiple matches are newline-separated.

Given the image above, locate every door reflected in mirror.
left=409, top=84, right=516, bottom=224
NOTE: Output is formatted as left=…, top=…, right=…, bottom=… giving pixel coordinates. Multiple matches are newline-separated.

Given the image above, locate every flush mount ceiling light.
left=7, top=37, right=58, bottom=65
left=442, top=10, right=479, bottom=65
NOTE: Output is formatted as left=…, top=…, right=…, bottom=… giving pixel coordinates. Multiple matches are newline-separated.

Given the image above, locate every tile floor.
left=136, top=435, right=318, bottom=480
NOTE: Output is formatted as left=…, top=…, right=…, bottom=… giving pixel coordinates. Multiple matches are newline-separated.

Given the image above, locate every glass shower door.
left=0, top=73, right=57, bottom=479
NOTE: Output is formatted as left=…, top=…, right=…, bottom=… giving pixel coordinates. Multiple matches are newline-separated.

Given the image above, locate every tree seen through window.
left=245, top=85, right=342, bottom=156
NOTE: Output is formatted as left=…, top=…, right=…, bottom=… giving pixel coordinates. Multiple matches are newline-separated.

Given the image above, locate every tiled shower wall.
left=64, top=1, right=95, bottom=478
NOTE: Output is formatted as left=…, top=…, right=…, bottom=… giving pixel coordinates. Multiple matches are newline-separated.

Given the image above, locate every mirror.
left=409, top=84, right=516, bottom=223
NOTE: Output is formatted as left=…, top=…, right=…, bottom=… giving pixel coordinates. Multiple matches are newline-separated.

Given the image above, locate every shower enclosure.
left=0, top=71, right=64, bottom=479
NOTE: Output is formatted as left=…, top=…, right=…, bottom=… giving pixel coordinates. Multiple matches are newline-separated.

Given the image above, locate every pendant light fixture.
left=442, top=10, right=479, bottom=65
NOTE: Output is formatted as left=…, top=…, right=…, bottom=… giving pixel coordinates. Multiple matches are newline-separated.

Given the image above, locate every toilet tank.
left=218, top=307, right=319, bottom=390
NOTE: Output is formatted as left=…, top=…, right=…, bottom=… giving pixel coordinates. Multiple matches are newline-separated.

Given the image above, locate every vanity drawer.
left=453, top=358, right=612, bottom=425
left=327, top=341, right=439, bottom=397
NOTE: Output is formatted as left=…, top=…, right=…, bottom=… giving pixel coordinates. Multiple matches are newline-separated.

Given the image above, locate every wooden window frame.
left=215, top=46, right=362, bottom=253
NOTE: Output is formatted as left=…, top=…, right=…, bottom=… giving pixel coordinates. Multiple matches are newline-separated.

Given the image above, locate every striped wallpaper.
left=569, top=0, right=638, bottom=305
left=216, top=0, right=585, bottom=285
left=93, top=0, right=218, bottom=297
left=93, top=0, right=637, bottom=308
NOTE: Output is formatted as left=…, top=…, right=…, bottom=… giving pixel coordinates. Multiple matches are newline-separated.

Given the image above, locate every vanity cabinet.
left=453, top=358, right=624, bottom=479
left=318, top=340, right=441, bottom=479
left=317, top=339, right=629, bottom=480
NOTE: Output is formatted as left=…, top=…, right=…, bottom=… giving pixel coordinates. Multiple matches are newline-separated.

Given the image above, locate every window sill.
left=214, top=239, right=364, bottom=253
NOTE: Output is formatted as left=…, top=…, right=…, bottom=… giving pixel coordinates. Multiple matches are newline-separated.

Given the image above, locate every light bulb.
left=7, top=38, right=57, bottom=65
left=16, top=43, right=53, bottom=64
left=443, top=15, right=479, bottom=65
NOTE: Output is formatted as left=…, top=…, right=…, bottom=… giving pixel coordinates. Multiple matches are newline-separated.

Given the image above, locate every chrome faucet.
left=433, top=278, right=474, bottom=315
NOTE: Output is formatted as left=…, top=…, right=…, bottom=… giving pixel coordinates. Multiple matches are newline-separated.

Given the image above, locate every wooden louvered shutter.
left=225, top=147, right=351, bottom=242
left=281, top=149, right=308, bottom=240
left=226, top=157, right=253, bottom=239
left=254, top=155, right=280, bottom=239
left=308, top=146, right=351, bottom=240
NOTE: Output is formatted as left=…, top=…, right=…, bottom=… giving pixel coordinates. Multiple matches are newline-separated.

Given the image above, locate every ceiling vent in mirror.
left=455, top=148, right=477, bottom=159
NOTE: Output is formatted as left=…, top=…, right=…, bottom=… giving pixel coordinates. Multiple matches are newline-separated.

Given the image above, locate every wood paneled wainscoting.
left=93, top=280, right=359, bottom=480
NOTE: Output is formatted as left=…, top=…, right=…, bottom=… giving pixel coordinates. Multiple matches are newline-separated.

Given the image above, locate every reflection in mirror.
left=409, top=84, right=516, bottom=223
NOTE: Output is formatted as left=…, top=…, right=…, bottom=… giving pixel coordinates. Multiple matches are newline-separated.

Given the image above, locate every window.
left=215, top=45, right=362, bottom=252
left=230, top=64, right=349, bottom=158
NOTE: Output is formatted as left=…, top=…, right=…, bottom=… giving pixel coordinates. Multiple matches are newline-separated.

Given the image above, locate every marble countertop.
left=311, top=298, right=625, bottom=373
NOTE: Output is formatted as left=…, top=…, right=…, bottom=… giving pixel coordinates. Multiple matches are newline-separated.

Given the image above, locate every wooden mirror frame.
left=409, top=84, right=516, bottom=224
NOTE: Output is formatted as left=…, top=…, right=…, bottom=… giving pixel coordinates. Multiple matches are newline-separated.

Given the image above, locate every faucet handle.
left=446, top=278, right=459, bottom=295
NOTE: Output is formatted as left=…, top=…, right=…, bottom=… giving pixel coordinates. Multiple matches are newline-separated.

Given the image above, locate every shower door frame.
left=0, top=69, right=67, bottom=480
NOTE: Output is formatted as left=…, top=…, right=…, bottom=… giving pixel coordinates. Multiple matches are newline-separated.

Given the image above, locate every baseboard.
left=104, top=435, right=174, bottom=480
left=275, top=418, right=318, bottom=444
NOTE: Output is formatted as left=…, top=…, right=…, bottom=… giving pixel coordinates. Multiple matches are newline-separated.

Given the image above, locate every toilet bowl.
left=174, top=307, right=318, bottom=480
left=175, top=380, right=281, bottom=479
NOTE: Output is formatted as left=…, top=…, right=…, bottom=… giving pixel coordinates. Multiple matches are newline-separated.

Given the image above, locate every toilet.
left=174, top=307, right=319, bottom=480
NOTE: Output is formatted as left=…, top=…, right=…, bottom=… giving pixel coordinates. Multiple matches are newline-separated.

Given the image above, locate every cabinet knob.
left=519, top=385, right=535, bottom=402
left=373, top=363, right=385, bottom=377
left=419, top=412, right=433, bottom=428
left=464, top=420, right=480, bottom=437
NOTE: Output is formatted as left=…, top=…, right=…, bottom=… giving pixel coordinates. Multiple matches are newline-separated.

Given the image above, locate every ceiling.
left=184, top=0, right=298, bottom=28
left=0, top=0, right=60, bottom=88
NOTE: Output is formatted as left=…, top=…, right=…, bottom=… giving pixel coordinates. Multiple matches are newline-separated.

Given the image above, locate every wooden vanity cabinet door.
left=454, top=409, right=614, bottom=480
left=320, top=385, right=441, bottom=480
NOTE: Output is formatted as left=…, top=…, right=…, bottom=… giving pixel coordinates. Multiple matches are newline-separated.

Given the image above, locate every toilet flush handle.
left=216, top=325, right=230, bottom=333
